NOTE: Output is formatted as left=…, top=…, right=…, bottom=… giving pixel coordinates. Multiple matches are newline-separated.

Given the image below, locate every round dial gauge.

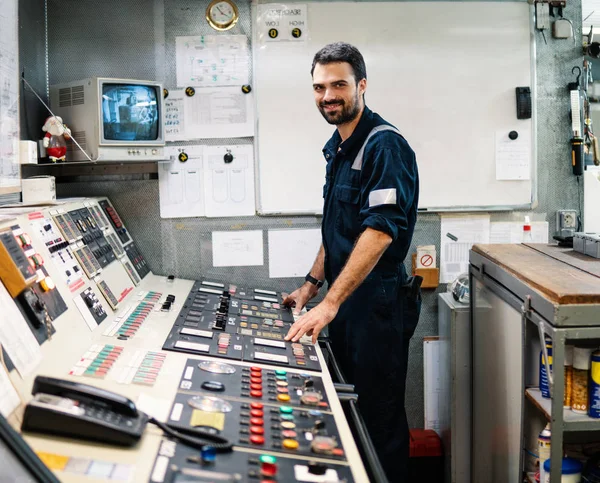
left=206, top=0, right=239, bottom=31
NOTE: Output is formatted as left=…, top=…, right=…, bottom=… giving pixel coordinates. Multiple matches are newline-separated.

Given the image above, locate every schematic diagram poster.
left=0, top=0, right=20, bottom=193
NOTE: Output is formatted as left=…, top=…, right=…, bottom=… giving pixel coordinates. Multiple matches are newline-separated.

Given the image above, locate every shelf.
left=526, top=388, right=600, bottom=431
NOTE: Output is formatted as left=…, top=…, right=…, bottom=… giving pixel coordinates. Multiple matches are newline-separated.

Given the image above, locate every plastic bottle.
left=538, top=423, right=551, bottom=482
left=523, top=215, right=533, bottom=243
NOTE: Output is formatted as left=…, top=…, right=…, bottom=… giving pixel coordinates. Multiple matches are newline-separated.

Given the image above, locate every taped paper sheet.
left=158, top=145, right=205, bottom=218
left=204, top=145, right=255, bottom=217
left=212, top=230, right=264, bottom=267
left=440, top=215, right=490, bottom=283
left=268, top=229, right=322, bottom=278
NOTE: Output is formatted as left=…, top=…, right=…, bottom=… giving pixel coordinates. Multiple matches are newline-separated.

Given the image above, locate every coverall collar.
left=322, top=105, right=374, bottom=159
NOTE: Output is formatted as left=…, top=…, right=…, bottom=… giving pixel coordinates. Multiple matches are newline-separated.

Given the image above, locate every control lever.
left=333, top=383, right=355, bottom=393
left=337, top=393, right=359, bottom=403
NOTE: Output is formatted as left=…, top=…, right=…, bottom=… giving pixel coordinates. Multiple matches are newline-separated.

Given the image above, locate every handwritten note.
left=164, top=90, right=186, bottom=141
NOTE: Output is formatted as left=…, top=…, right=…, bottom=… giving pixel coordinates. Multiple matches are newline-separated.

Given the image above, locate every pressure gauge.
left=206, top=0, right=239, bottom=31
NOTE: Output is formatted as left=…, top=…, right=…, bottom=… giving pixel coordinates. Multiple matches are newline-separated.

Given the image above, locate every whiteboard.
left=253, top=2, right=535, bottom=214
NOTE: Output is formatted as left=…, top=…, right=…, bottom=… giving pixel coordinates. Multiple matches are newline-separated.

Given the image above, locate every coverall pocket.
left=334, top=185, right=360, bottom=237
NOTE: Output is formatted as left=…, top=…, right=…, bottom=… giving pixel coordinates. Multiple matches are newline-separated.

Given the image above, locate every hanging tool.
left=569, top=67, right=585, bottom=176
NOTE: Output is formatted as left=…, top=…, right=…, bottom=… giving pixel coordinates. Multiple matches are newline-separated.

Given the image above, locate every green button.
left=280, top=406, right=293, bottom=414
left=281, top=414, right=294, bottom=420
left=275, top=370, right=287, bottom=376
left=276, top=375, right=287, bottom=381
left=259, top=455, right=277, bottom=464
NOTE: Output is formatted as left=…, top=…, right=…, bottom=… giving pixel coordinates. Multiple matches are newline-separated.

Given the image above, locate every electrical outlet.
left=556, top=209, right=578, bottom=237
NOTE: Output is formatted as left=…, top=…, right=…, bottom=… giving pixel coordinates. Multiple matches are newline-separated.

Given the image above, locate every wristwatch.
left=305, top=273, right=324, bottom=288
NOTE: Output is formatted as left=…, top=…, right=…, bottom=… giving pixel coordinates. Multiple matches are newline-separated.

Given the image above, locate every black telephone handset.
left=22, top=376, right=148, bottom=446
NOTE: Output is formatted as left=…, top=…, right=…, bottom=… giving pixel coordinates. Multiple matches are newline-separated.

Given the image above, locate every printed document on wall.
left=0, top=280, right=42, bottom=377
left=0, top=363, right=20, bottom=418
left=495, top=130, right=531, bottom=180
left=489, top=221, right=549, bottom=243
left=268, top=229, right=322, bottom=278
left=158, top=145, right=205, bottom=218
left=440, top=215, right=490, bottom=283
left=176, top=35, right=249, bottom=87
left=185, top=87, right=254, bottom=138
left=0, top=0, right=21, bottom=192
left=204, top=145, right=255, bottom=217
left=212, top=231, right=264, bottom=267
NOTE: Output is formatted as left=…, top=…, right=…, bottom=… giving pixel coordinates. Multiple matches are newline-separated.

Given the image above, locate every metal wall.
left=36, top=0, right=583, bottom=430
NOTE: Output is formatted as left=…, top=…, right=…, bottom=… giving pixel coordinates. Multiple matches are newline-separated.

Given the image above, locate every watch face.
left=206, top=0, right=239, bottom=31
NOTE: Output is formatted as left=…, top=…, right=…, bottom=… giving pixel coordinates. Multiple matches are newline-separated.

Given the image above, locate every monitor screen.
left=101, top=84, right=160, bottom=141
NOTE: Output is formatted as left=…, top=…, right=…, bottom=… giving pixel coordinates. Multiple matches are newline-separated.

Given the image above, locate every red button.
left=318, top=402, right=329, bottom=408
left=250, top=390, right=263, bottom=398
left=250, top=371, right=262, bottom=378
left=250, top=435, right=265, bottom=445
left=250, top=383, right=263, bottom=391
left=250, top=377, right=263, bottom=384
left=282, top=429, right=297, bottom=438
left=333, top=448, right=344, bottom=456
left=250, top=409, right=264, bottom=417
left=251, top=403, right=264, bottom=410
left=250, top=426, right=265, bottom=435
left=251, top=366, right=262, bottom=372
left=250, top=417, right=264, bottom=426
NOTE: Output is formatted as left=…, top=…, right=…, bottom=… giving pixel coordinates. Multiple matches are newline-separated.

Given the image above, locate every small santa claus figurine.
left=42, top=116, right=71, bottom=163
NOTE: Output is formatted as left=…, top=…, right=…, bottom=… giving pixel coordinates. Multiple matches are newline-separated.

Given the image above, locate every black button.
left=241, top=403, right=250, bottom=409
left=201, top=381, right=225, bottom=392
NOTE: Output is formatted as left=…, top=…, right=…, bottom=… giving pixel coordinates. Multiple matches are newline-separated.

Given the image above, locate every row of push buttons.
left=292, top=343, right=308, bottom=367
left=217, top=333, right=231, bottom=355
left=115, top=292, right=161, bottom=339
left=240, top=367, right=293, bottom=403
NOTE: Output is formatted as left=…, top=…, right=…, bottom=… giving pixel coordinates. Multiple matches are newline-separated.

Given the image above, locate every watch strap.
left=305, top=273, right=324, bottom=288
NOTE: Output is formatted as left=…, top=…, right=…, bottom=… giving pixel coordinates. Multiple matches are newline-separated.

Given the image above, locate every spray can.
left=540, top=338, right=552, bottom=399
left=589, top=350, right=600, bottom=418
left=538, top=423, right=551, bottom=482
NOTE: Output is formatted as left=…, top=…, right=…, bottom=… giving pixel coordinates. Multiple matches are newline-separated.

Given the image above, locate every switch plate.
left=536, top=3, right=550, bottom=30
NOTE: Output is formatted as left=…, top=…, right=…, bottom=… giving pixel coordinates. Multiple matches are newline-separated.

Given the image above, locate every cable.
left=577, top=175, right=583, bottom=231
left=148, top=417, right=232, bottom=452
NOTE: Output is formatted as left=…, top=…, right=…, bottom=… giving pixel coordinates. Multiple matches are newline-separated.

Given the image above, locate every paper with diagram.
left=158, top=145, right=205, bottom=218
left=0, top=0, right=20, bottom=193
left=176, top=35, right=249, bottom=87
left=203, top=145, right=255, bottom=217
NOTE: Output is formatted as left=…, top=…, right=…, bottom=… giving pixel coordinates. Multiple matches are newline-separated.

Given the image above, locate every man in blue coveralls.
left=284, top=42, right=421, bottom=482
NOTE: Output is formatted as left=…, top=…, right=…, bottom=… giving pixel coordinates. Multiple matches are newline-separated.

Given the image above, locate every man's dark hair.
left=311, top=42, right=367, bottom=83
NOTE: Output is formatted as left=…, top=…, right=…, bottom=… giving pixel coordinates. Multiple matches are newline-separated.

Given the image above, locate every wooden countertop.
left=472, top=244, right=600, bottom=305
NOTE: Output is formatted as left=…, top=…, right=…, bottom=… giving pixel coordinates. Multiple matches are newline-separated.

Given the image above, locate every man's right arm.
left=283, top=244, right=325, bottom=314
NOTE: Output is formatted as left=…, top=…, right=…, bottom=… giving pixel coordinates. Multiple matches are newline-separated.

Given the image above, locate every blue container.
left=589, top=350, right=600, bottom=418
left=543, top=458, right=583, bottom=480
left=540, top=339, right=553, bottom=399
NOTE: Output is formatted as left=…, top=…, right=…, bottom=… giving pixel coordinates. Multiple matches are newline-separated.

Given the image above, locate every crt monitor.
left=49, top=77, right=166, bottom=162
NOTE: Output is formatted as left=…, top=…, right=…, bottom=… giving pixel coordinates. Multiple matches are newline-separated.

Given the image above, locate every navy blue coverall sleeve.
left=358, top=138, right=418, bottom=242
